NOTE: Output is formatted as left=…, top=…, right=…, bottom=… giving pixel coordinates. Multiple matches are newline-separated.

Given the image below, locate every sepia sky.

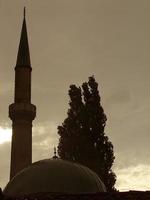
left=1, top=0, right=150, bottom=191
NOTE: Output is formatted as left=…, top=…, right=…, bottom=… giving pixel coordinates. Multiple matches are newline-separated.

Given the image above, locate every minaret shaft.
left=9, top=12, right=36, bottom=180
left=10, top=121, right=32, bottom=179
left=15, top=67, right=31, bottom=103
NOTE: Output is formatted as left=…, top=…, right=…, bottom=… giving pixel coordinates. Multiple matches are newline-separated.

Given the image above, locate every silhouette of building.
left=4, top=9, right=106, bottom=196
left=9, top=9, right=36, bottom=180
left=3, top=159, right=106, bottom=196
left=1, top=9, right=149, bottom=200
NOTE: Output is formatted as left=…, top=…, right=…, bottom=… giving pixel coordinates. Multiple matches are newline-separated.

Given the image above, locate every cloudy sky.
left=1, top=0, right=150, bottom=191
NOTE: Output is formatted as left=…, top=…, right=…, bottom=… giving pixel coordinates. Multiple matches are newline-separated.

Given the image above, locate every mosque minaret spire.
left=9, top=8, right=36, bottom=179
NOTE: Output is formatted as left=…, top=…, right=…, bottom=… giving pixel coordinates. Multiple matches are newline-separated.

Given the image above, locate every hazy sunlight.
left=0, top=127, right=12, bottom=144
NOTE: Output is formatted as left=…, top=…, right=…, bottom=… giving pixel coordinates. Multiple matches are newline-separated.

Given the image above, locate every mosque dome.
left=3, top=159, right=106, bottom=197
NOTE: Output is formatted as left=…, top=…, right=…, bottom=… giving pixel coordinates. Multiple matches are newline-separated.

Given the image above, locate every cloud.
left=0, top=124, right=12, bottom=189
left=32, top=121, right=59, bottom=161
left=0, top=143, right=11, bottom=189
left=0, top=127, right=11, bottom=144
left=115, top=164, right=150, bottom=191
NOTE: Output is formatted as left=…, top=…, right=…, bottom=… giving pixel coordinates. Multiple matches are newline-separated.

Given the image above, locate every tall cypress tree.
left=58, top=77, right=116, bottom=191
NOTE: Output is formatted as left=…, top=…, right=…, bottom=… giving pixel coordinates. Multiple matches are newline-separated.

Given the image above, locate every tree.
left=57, top=76, right=116, bottom=191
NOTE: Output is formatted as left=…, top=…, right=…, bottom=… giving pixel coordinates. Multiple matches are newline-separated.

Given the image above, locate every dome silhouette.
left=4, top=159, right=106, bottom=197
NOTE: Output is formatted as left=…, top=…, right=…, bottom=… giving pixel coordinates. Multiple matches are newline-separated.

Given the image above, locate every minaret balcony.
left=9, top=103, right=36, bottom=121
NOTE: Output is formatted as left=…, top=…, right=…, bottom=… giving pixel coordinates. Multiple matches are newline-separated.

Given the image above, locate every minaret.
left=9, top=8, right=36, bottom=179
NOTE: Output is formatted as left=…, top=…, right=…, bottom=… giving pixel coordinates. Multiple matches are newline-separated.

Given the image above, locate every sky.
left=0, top=0, right=150, bottom=191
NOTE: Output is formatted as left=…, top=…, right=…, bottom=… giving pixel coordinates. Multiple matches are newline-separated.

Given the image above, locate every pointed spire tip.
left=54, top=147, right=56, bottom=156
left=53, top=147, right=58, bottom=159
left=24, top=7, right=26, bottom=18
left=16, top=7, right=31, bottom=68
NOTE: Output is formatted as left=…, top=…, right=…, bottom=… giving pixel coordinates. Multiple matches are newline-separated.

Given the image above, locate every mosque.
left=0, top=10, right=149, bottom=200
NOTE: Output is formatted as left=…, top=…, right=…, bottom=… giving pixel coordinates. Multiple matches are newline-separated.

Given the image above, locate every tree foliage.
left=57, top=76, right=116, bottom=191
